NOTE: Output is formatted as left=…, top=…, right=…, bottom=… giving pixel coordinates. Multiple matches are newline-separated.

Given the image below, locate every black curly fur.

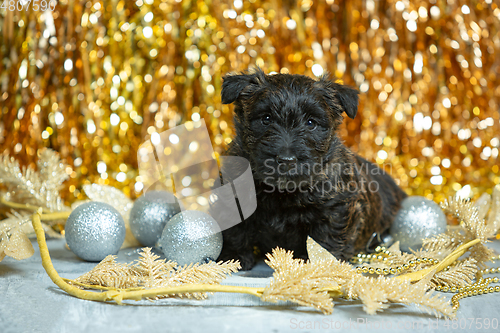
left=217, top=68, right=407, bottom=270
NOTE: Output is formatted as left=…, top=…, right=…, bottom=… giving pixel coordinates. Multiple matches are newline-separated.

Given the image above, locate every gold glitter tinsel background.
left=1, top=0, right=500, bottom=204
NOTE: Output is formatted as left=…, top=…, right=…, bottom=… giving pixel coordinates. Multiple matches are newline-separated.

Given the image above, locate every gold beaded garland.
left=450, top=265, right=500, bottom=311
left=353, top=249, right=500, bottom=312
left=353, top=246, right=440, bottom=276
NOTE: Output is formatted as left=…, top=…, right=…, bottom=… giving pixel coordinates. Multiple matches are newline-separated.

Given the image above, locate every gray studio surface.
left=1, top=238, right=499, bottom=333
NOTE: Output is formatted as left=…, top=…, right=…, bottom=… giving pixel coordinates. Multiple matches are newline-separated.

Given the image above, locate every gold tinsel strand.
left=1, top=0, right=500, bottom=205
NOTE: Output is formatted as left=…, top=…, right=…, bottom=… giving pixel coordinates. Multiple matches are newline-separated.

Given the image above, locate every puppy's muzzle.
left=276, top=153, right=297, bottom=172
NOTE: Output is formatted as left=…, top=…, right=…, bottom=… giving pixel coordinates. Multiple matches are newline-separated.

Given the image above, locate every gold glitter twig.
left=0, top=197, right=50, bottom=213
left=39, top=211, right=72, bottom=221
left=0, top=198, right=70, bottom=221
left=395, top=239, right=481, bottom=282
left=32, top=211, right=266, bottom=302
left=32, top=210, right=459, bottom=316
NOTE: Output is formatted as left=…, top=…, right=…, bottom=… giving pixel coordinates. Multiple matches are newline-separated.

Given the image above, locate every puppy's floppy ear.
left=333, top=83, right=359, bottom=119
left=315, top=74, right=359, bottom=119
left=221, top=68, right=267, bottom=104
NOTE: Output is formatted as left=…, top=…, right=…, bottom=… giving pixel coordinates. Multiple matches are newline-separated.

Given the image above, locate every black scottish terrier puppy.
left=217, top=68, right=406, bottom=270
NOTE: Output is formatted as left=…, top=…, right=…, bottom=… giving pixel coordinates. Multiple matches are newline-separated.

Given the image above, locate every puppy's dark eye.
left=261, top=114, right=272, bottom=126
left=306, top=119, right=317, bottom=130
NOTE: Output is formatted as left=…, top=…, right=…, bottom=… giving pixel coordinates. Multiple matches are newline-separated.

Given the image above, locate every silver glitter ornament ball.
left=157, top=210, right=222, bottom=266
left=390, top=196, right=447, bottom=252
left=65, top=201, right=125, bottom=262
left=129, top=191, right=182, bottom=247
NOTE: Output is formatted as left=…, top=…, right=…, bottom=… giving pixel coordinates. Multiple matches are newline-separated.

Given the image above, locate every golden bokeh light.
left=0, top=0, right=499, bottom=204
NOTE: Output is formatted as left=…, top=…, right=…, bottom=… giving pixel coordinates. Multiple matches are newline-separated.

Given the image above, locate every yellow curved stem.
left=40, top=211, right=71, bottom=221
left=31, top=206, right=473, bottom=306
left=31, top=211, right=265, bottom=303
left=1, top=197, right=71, bottom=221
left=1, top=197, right=49, bottom=212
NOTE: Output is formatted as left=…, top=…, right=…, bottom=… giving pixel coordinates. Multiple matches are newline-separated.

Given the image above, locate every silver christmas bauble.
left=65, top=201, right=125, bottom=262
left=390, top=196, right=447, bottom=252
left=129, top=190, right=181, bottom=246
left=156, top=210, right=222, bottom=266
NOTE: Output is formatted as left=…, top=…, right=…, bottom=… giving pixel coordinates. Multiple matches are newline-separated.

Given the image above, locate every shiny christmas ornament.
left=390, top=196, right=447, bottom=252
left=157, top=210, right=222, bottom=266
left=65, top=202, right=126, bottom=262
left=129, top=191, right=182, bottom=247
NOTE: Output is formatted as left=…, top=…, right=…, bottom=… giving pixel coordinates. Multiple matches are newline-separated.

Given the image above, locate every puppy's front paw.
left=218, top=250, right=255, bottom=271
left=237, top=253, right=256, bottom=271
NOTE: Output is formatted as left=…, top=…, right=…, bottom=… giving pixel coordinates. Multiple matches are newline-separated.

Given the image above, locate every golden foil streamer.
left=0, top=0, right=499, bottom=204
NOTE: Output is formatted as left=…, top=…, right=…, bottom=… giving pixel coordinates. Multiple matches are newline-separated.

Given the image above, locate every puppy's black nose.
left=276, top=154, right=297, bottom=165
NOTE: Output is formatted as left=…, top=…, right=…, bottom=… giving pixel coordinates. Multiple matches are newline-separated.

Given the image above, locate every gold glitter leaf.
left=431, top=258, right=478, bottom=289
left=2, top=227, right=35, bottom=260
left=306, top=235, right=337, bottom=263
left=83, top=184, right=133, bottom=219
left=0, top=211, right=59, bottom=262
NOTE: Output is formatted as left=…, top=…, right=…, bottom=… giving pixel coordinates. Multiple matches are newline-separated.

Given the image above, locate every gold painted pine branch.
left=0, top=149, right=71, bottom=261
left=31, top=211, right=471, bottom=318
